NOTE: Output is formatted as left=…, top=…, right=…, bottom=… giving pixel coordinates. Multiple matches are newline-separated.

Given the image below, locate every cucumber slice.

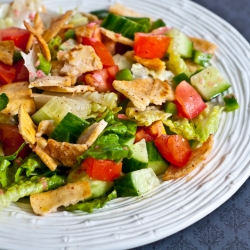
left=192, top=50, right=212, bottom=67
left=67, top=165, right=113, bottom=200
left=223, top=94, right=239, bottom=111
left=122, top=139, right=148, bottom=174
left=190, top=66, right=231, bottom=101
left=166, top=28, right=193, bottom=58
left=101, top=13, right=148, bottom=39
left=114, top=168, right=160, bottom=197
left=146, top=141, right=169, bottom=175
left=32, top=96, right=73, bottom=125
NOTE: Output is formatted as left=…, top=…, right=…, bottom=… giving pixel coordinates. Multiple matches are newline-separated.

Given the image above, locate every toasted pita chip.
left=33, top=137, right=60, bottom=171
left=80, top=11, right=99, bottom=22
left=0, top=81, right=36, bottom=116
left=57, top=45, right=102, bottom=79
left=113, top=78, right=153, bottom=111
left=150, top=79, right=175, bottom=105
left=189, top=37, right=217, bottom=54
left=133, top=55, right=165, bottom=71
left=0, top=40, right=14, bottom=65
left=26, top=12, right=46, bottom=52
left=30, top=180, right=91, bottom=215
left=38, top=85, right=95, bottom=93
left=75, top=23, right=100, bottom=38
left=184, top=59, right=203, bottom=73
left=29, top=76, right=72, bottom=88
left=163, top=135, right=214, bottom=180
left=36, top=120, right=55, bottom=138
left=24, top=20, right=51, bottom=61
left=77, top=119, right=108, bottom=146
left=100, top=27, right=134, bottom=47
left=18, top=104, right=37, bottom=145
left=50, top=60, right=64, bottom=76
left=44, top=139, right=88, bottom=166
left=109, top=3, right=144, bottom=17
left=43, top=10, right=73, bottom=42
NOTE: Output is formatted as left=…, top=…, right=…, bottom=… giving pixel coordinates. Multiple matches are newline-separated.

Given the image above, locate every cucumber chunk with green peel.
left=223, top=94, right=239, bottom=111
left=190, top=66, right=231, bottom=101
left=192, top=50, right=212, bottom=67
left=146, top=141, right=169, bottom=175
left=122, top=139, right=148, bottom=174
left=163, top=101, right=177, bottom=115
left=166, top=28, right=193, bottom=58
left=32, top=96, right=74, bottom=125
left=114, top=168, right=160, bottom=197
left=67, top=165, right=113, bottom=200
left=101, top=13, right=148, bottom=39
left=173, top=72, right=190, bottom=86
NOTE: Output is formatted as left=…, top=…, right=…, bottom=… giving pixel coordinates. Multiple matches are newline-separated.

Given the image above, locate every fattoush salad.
left=0, top=0, right=239, bottom=215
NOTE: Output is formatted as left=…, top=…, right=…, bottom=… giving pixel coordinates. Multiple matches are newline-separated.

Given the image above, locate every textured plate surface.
left=1, top=0, right=250, bottom=249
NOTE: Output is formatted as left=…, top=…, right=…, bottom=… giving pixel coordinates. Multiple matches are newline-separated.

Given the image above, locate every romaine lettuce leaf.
left=66, top=190, right=117, bottom=213
left=164, top=103, right=224, bottom=143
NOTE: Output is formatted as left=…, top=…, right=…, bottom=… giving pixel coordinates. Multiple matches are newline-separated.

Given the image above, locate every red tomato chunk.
left=81, top=157, right=122, bottom=181
left=0, top=62, right=16, bottom=86
left=154, top=134, right=192, bottom=167
left=0, top=124, right=31, bottom=159
left=0, top=28, right=30, bottom=51
left=134, top=33, right=171, bottom=59
left=175, top=80, right=207, bottom=119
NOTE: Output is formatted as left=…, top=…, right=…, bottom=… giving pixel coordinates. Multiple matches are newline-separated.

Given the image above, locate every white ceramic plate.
left=1, top=0, right=250, bottom=249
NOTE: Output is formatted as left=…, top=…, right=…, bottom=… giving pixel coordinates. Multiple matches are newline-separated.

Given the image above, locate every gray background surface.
left=132, top=0, right=250, bottom=249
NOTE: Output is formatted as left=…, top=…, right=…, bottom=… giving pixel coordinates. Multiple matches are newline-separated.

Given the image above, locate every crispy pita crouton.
left=80, top=11, right=99, bottom=22
left=26, top=12, right=46, bottom=52
left=184, top=59, right=202, bottom=73
left=189, top=37, right=217, bottom=54
left=29, top=76, right=72, bottom=88
left=0, top=81, right=36, bottom=116
left=33, top=137, right=60, bottom=171
left=133, top=55, right=165, bottom=71
left=44, top=139, right=88, bottom=166
left=163, top=135, right=214, bottom=180
left=75, top=23, right=100, bottom=39
left=43, top=10, right=73, bottom=42
left=100, top=27, right=134, bottom=47
left=150, top=79, right=175, bottom=105
left=50, top=60, right=64, bottom=76
left=24, top=20, right=51, bottom=61
left=57, top=45, right=102, bottom=79
left=18, top=104, right=37, bottom=145
left=39, top=85, right=95, bottom=93
left=36, top=120, right=55, bottom=138
left=109, top=3, right=144, bottom=17
left=77, top=119, right=108, bottom=146
left=113, top=78, right=153, bottom=111
left=0, top=40, right=14, bottom=65
left=30, top=180, right=91, bottom=215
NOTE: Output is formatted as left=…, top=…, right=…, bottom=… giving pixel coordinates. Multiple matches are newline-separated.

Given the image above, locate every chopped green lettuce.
left=78, top=134, right=132, bottom=162
left=0, top=93, right=9, bottom=112
left=164, top=103, right=224, bottom=143
left=66, top=190, right=117, bottom=213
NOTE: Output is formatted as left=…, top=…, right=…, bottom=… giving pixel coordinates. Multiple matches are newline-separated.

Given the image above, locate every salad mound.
left=0, top=1, right=239, bottom=215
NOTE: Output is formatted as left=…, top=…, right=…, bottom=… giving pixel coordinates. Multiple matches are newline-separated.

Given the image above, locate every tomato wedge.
left=13, top=59, right=29, bottom=82
left=0, top=28, right=30, bottom=51
left=175, top=81, right=207, bottom=119
left=0, top=124, right=31, bottom=159
left=154, top=134, right=192, bottom=167
left=81, top=37, right=115, bottom=67
left=81, top=157, right=122, bottom=181
left=134, top=32, right=171, bottom=59
left=0, top=62, right=16, bottom=86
